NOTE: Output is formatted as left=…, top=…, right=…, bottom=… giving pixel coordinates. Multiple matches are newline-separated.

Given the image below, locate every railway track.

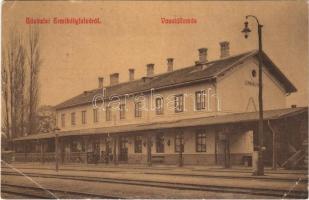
left=2, top=171, right=308, bottom=199
left=1, top=183, right=122, bottom=199
left=1, top=166, right=306, bottom=183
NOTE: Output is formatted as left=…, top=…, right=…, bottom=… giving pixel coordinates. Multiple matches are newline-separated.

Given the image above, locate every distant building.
left=13, top=42, right=308, bottom=167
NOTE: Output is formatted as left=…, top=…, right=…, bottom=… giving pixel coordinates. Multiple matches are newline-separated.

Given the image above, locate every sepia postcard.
left=1, top=0, right=308, bottom=199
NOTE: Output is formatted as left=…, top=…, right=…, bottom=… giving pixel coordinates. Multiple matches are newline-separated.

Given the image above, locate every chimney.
left=220, top=41, right=230, bottom=58
left=98, top=77, right=104, bottom=88
left=146, top=63, right=154, bottom=77
left=110, top=73, right=119, bottom=86
left=167, top=58, right=174, bottom=72
left=198, top=48, right=208, bottom=63
left=129, top=68, right=135, bottom=81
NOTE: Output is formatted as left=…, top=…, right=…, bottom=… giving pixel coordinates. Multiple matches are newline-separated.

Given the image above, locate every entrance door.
left=215, top=132, right=230, bottom=167
left=118, top=136, right=128, bottom=162
left=92, top=139, right=100, bottom=164
left=93, top=140, right=100, bottom=154
left=216, top=140, right=225, bottom=165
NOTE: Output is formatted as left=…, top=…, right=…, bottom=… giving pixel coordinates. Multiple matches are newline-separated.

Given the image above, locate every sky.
left=2, top=1, right=308, bottom=107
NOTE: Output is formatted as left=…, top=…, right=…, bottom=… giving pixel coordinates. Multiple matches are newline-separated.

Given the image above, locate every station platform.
left=5, top=161, right=308, bottom=174
left=2, top=162, right=307, bottom=192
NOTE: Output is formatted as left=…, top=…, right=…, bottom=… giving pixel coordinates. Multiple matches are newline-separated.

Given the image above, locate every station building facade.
left=13, top=42, right=308, bottom=167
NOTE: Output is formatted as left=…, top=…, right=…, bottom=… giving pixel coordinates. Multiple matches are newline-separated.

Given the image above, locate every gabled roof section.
left=55, top=50, right=297, bottom=110
left=259, top=51, right=297, bottom=93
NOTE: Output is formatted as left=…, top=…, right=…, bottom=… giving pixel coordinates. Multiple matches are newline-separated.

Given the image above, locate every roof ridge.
left=207, top=49, right=257, bottom=65
left=212, top=50, right=258, bottom=77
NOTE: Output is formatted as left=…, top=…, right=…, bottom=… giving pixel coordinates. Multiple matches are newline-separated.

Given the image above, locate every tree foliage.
left=2, top=26, right=41, bottom=140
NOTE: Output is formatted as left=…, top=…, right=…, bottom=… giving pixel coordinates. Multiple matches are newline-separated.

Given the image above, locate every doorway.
left=118, top=136, right=128, bottom=162
left=215, top=132, right=230, bottom=167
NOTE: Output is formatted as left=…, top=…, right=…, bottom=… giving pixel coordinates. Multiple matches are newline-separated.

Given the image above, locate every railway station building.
left=13, top=42, right=308, bottom=168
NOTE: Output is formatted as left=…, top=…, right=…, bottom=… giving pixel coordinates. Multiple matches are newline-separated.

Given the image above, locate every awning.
left=13, top=107, right=307, bottom=141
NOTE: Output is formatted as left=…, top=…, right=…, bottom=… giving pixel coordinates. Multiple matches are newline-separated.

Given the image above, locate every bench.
left=152, top=155, right=165, bottom=164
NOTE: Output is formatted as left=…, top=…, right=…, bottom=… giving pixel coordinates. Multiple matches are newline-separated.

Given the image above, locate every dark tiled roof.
left=55, top=50, right=297, bottom=110
left=13, top=107, right=307, bottom=141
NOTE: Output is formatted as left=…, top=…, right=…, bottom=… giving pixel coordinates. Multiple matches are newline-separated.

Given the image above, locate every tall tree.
left=13, top=44, right=26, bottom=136
left=2, top=26, right=41, bottom=142
left=27, top=26, right=41, bottom=135
left=3, top=29, right=27, bottom=139
left=2, top=49, right=10, bottom=138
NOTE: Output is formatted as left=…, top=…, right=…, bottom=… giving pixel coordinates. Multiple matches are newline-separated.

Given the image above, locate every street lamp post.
left=53, top=127, right=61, bottom=172
left=55, top=133, right=59, bottom=172
left=242, top=15, right=264, bottom=176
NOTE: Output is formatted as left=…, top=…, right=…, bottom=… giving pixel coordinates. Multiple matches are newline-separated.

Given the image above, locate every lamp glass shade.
left=241, top=21, right=251, bottom=38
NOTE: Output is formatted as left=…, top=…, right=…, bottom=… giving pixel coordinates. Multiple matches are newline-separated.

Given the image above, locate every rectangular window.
left=174, top=94, right=184, bottom=113
left=155, top=97, right=164, bottom=115
left=81, top=110, right=87, bottom=124
left=93, top=109, right=99, bottom=123
left=134, top=135, right=142, bottom=153
left=156, top=133, right=165, bottom=153
left=71, top=112, right=76, bottom=126
left=195, top=90, right=206, bottom=110
left=196, top=130, right=207, bottom=152
left=106, top=106, right=111, bottom=121
left=61, top=114, right=65, bottom=128
left=135, top=102, right=142, bottom=118
left=120, top=104, right=126, bottom=119
left=175, top=132, right=184, bottom=153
